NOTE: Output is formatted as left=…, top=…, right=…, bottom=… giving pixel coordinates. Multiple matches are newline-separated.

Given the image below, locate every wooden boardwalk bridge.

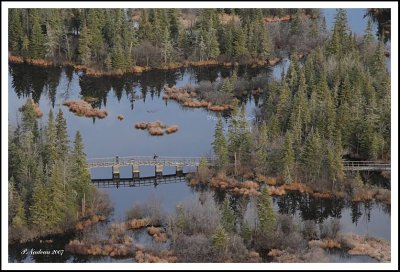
left=87, top=156, right=390, bottom=180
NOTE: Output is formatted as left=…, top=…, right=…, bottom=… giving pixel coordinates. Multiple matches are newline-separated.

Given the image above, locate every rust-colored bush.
left=135, top=121, right=179, bottom=136
left=135, top=250, right=177, bottom=263
left=63, top=100, right=108, bottom=119
left=9, top=55, right=24, bottom=63
left=282, top=182, right=313, bottom=194
left=117, top=114, right=124, bottom=121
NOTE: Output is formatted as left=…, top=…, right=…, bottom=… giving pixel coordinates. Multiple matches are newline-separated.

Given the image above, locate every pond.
left=8, top=8, right=390, bottom=263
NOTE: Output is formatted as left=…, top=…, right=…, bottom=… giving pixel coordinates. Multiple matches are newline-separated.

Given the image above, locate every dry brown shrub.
left=132, top=66, right=145, bottom=73
left=267, top=248, right=285, bottom=257
left=117, top=114, right=124, bottom=121
left=135, top=250, right=177, bottom=263
left=242, top=181, right=259, bottom=190
left=126, top=218, right=152, bottom=230
left=268, top=186, right=286, bottom=196
left=75, top=215, right=106, bottom=230
left=352, top=188, right=374, bottom=202
left=165, top=125, right=179, bottom=134
left=308, top=239, right=341, bottom=249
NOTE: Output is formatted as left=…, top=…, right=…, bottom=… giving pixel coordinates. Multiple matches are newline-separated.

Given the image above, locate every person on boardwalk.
left=153, top=153, right=158, bottom=161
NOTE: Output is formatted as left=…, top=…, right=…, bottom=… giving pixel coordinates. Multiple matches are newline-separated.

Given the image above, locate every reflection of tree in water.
left=365, top=8, right=391, bottom=43
left=228, top=194, right=250, bottom=227
left=351, top=201, right=362, bottom=225
left=9, top=63, right=62, bottom=104
left=276, top=192, right=345, bottom=223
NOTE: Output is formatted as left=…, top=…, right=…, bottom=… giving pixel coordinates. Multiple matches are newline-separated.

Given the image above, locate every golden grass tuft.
left=341, top=233, right=391, bottom=262
left=165, top=125, right=179, bottom=134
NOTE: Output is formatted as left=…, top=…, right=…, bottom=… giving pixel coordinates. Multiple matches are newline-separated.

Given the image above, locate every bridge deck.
left=87, top=157, right=390, bottom=172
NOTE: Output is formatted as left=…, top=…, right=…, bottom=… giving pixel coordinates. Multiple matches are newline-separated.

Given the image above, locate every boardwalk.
left=87, top=156, right=212, bottom=168
left=88, top=156, right=390, bottom=172
left=342, top=161, right=391, bottom=172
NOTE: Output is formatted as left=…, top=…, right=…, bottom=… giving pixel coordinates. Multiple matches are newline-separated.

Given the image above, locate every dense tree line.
left=8, top=100, right=109, bottom=241
left=9, top=8, right=324, bottom=72
left=213, top=9, right=390, bottom=189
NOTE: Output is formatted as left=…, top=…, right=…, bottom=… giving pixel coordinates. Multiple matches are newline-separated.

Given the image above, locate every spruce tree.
left=212, top=115, right=228, bottom=168
left=257, top=187, right=276, bottom=234
left=29, top=9, right=46, bottom=59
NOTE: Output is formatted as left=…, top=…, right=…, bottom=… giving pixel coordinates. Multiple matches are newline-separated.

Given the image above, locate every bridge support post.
left=176, top=164, right=183, bottom=176
left=132, top=165, right=140, bottom=179
left=155, top=164, right=163, bottom=177
left=112, top=164, right=120, bottom=181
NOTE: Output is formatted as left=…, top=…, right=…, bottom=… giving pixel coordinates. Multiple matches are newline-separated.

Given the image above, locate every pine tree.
left=240, top=221, right=252, bottom=246
left=212, top=225, right=228, bottom=250
left=161, top=26, right=173, bottom=64
left=48, top=162, right=66, bottom=227
left=233, top=26, right=248, bottom=57
left=29, top=9, right=46, bottom=59
left=9, top=9, right=24, bottom=54
left=208, top=26, right=220, bottom=59
left=55, top=109, right=69, bottom=160
left=212, top=115, right=228, bottom=168
left=70, top=131, right=91, bottom=202
left=30, top=179, right=51, bottom=228
left=11, top=190, right=26, bottom=228
left=257, top=187, right=276, bottom=234
left=255, top=122, right=268, bottom=174
left=45, top=110, right=58, bottom=172
left=282, top=131, right=295, bottom=184
left=78, top=23, right=91, bottom=65
left=301, top=129, right=323, bottom=182
left=221, top=198, right=235, bottom=232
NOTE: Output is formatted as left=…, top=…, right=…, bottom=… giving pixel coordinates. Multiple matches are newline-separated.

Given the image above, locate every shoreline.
left=8, top=54, right=283, bottom=78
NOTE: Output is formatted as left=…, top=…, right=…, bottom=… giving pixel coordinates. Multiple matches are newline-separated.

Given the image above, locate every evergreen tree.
left=29, top=9, right=46, bottom=59
left=233, top=26, right=248, bottom=57
left=212, top=225, right=228, bottom=250
left=45, top=110, right=58, bottom=172
left=161, top=26, right=173, bottom=64
left=257, top=187, right=276, bottom=234
left=212, top=115, right=228, bottom=168
left=30, top=179, right=51, bottom=228
left=55, top=109, right=69, bottom=160
left=282, top=131, right=295, bottom=184
left=9, top=9, right=24, bottom=54
left=255, top=122, right=268, bottom=174
left=70, top=131, right=91, bottom=202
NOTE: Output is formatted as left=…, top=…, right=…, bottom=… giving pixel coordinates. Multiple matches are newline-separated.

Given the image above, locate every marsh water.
left=8, top=9, right=391, bottom=263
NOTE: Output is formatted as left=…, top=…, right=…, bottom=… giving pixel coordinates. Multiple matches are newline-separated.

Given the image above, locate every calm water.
left=8, top=9, right=390, bottom=263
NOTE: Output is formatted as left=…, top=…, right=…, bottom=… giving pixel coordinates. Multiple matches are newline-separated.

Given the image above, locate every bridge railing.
left=87, top=156, right=216, bottom=168
left=342, top=161, right=391, bottom=170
